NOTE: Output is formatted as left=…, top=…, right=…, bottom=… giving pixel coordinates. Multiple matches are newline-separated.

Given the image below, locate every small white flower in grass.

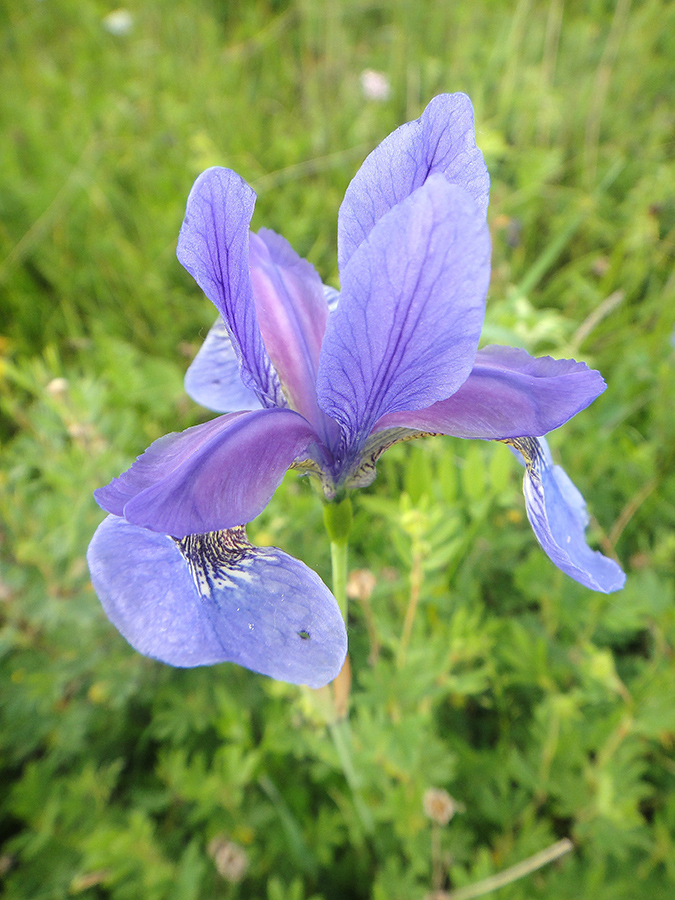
left=208, top=836, right=249, bottom=883
left=102, top=9, right=133, bottom=36
left=423, top=788, right=459, bottom=825
left=346, top=568, right=376, bottom=602
left=46, top=377, right=68, bottom=397
left=359, top=69, right=391, bottom=101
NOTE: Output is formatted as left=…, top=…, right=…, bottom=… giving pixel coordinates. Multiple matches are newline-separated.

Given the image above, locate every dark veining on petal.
left=174, top=526, right=256, bottom=597
left=501, top=437, right=549, bottom=536
left=501, top=437, right=545, bottom=491
left=288, top=458, right=324, bottom=476
left=502, top=436, right=541, bottom=465
left=344, top=427, right=441, bottom=492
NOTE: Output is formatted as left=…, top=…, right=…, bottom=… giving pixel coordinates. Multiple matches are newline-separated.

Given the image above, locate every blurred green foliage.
left=1, top=0, right=675, bottom=897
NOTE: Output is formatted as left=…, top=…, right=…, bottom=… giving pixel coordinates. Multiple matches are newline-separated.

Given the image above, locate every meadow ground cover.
left=1, top=1, right=675, bottom=898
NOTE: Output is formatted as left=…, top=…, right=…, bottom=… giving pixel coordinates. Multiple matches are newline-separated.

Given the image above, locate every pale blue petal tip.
left=323, top=283, right=340, bottom=312
left=518, top=438, right=625, bottom=593
left=185, top=316, right=261, bottom=413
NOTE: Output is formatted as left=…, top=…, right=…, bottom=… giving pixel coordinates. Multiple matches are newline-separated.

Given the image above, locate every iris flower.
left=88, top=94, right=625, bottom=688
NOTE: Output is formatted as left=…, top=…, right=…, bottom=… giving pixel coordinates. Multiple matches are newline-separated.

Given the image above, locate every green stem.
left=323, top=496, right=352, bottom=622
left=330, top=538, right=349, bottom=621
left=321, top=496, right=374, bottom=834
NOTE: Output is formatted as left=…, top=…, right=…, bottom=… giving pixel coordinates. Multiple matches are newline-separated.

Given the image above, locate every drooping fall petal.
left=509, top=437, right=625, bottom=593
left=88, top=516, right=347, bottom=687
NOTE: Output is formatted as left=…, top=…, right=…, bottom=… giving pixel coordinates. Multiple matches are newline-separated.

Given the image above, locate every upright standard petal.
left=373, top=346, right=607, bottom=439
left=509, top=437, right=626, bottom=593
left=176, top=167, right=283, bottom=407
left=249, top=229, right=337, bottom=443
left=88, top=516, right=347, bottom=687
left=94, top=409, right=320, bottom=538
left=338, top=93, right=490, bottom=270
left=317, top=176, right=490, bottom=457
left=185, top=316, right=263, bottom=413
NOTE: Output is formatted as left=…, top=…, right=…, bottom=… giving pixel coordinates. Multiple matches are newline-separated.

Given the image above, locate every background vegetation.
left=1, top=0, right=674, bottom=897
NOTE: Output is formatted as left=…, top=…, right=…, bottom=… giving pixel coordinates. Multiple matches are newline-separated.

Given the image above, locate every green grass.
left=1, top=1, right=675, bottom=898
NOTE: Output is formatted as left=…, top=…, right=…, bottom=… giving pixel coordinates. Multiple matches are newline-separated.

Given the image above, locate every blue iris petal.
left=88, top=516, right=347, bottom=687
left=338, top=92, right=490, bottom=270
left=89, top=92, right=625, bottom=687
left=512, top=437, right=625, bottom=593
left=185, top=316, right=262, bottom=413
left=317, top=176, right=490, bottom=455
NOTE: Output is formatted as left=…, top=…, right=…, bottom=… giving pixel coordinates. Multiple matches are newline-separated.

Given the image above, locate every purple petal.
left=94, top=409, right=320, bottom=537
left=176, top=167, right=283, bottom=407
left=373, top=346, right=607, bottom=439
left=87, top=516, right=347, bottom=687
left=249, top=229, right=338, bottom=444
left=338, top=93, right=489, bottom=270
left=510, top=437, right=625, bottom=593
left=317, top=176, right=490, bottom=452
left=185, top=316, right=262, bottom=413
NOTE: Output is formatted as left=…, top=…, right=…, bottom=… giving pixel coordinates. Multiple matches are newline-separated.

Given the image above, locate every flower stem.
left=323, top=496, right=352, bottom=622
left=445, top=838, right=574, bottom=900
left=321, top=496, right=374, bottom=833
left=431, top=822, right=444, bottom=891
left=330, top=538, right=349, bottom=621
